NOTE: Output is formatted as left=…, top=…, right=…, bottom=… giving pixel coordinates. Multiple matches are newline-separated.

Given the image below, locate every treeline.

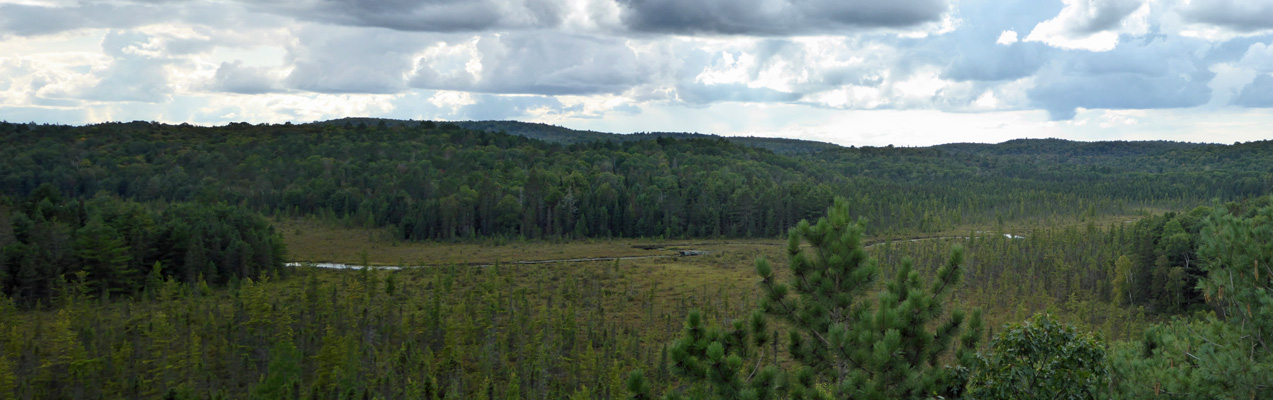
left=0, top=185, right=285, bottom=307
left=3, top=120, right=1272, bottom=243
left=2, top=195, right=1271, bottom=398
left=875, top=200, right=1251, bottom=334
left=636, top=197, right=1273, bottom=399
left=1118, top=205, right=1215, bottom=314
left=1108, top=195, right=1273, bottom=397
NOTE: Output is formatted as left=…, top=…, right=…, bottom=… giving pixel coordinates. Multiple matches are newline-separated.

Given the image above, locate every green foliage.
left=5, top=118, right=1273, bottom=399
left=74, top=215, right=133, bottom=297
left=1109, top=200, right=1273, bottom=399
left=627, top=369, right=652, bottom=400
left=454, top=120, right=842, bottom=155
left=0, top=191, right=285, bottom=306
left=4, top=121, right=1270, bottom=245
left=967, top=314, right=1108, bottom=399
left=1123, top=206, right=1214, bottom=314
left=657, top=198, right=982, bottom=399
left=1110, top=316, right=1270, bottom=399
left=0, top=352, right=13, bottom=399
left=0, top=258, right=677, bottom=399
left=663, top=308, right=778, bottom=400
left=505, top=371, right=520, bottom=400
left=1113, top=255, right=1133, bottom=306
left=251, top=341, right=302, bottom=400
left=1196, top=204, right=1273, bottom=345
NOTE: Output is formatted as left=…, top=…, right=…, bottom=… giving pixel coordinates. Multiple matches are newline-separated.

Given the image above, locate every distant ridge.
left=306, top=118, right=1261, bottom=159
left=935, top=138, right=1208, bottom=157
left=312, top=118, right=842, bottom=155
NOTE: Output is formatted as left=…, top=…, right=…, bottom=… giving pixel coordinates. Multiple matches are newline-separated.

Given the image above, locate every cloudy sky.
left=2, top=0, right=1272, bottom=146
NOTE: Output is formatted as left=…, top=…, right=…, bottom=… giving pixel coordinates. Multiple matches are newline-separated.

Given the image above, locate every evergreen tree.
left=74, top=216, right=133, bottom=297
left=0, top=352, right=14, bottom=399
left=1112, top=255, right=1133, bottom=306
left=648, top=198, right=983, bottom=399
left=144, top=261, right=164, bottom=301
left=505, top=371, right=521, bottom=400
left=1110, top=203, right=1273, bottom=398
left=250, top=341, right=302, bottom=400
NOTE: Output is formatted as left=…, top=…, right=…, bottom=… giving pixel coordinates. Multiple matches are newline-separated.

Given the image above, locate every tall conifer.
left=650, top=198, right=983, bottom=399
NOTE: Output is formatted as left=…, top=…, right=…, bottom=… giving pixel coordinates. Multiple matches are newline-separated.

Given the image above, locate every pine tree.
left=250, top=341, right=302, bottom=400
left=1112, top=255, right=1133, bottom=306
left=74, top=216, right=132, bottom=297
left=626, top=370, right=651, bottom=400
left=764, top=198, right=983, bottom=399
left=1110, top=203, right=1273, bottom=398
left=505, top=370, right=521, bottom=400
left=0, top=351, right=15, bottom=399
left=646, top=198, right=983, bottom=399
left=145, top=261, right=164, bottom=301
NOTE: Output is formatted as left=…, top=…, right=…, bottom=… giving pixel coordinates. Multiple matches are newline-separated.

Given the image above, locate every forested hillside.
left=3, top=119, right=1273, bottom=398
left=2, top=196, right=1270, bottom=399
left=323, top=118, right=842, bottom=154
left=2, top=120, right=1270, bottom=243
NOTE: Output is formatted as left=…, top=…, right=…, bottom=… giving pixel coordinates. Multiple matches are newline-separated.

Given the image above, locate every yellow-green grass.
left=276, top=216, right=1156, bottom=342
left=275, top=211, right=1149, bottom=267
left=894, top=211, right=1159, bottom=243
left=275, top=217, right=784, bottom=266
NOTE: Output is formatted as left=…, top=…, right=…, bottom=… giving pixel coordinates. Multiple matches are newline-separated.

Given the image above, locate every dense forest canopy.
left=0, top=187, right=286, bottom=307
left=2, top=120, right=1270, bottom=243
left=2, top=119, right=1273, bottom=399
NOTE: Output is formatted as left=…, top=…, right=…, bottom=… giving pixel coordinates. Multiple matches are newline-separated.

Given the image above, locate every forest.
left=1, top=119, right=1271, bottom=399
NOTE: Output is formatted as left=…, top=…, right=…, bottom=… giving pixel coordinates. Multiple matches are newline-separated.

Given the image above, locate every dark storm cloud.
left=411, top=33, right=656, bottom=95
left=1027, top=37, right=1214, bottom=120
left=1180, top=0, right=1273, bottom=33
left=251, top=0, right=562, bottom=32
left=1233, top=75, right=1273, bottom=107
left=617, top=0, right=948, bottom=35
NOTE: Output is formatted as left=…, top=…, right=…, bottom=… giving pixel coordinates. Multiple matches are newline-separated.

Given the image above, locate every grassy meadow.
left=279, top=215, right=1157, bottom=344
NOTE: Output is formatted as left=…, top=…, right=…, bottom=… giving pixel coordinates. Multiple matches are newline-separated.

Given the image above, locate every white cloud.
left=694, top=51, right=756, bottom=86
left=1096, top=109, right=1143, bottom=127
left=197, top=93, right=402, bottom=123
left=1, top=0, right=1272, bottom=145
left=427, top=90, right=477, bottom=110
left=892, top=69, right=946, bottom=103
left=1239, top=42, right=1273, bottom=71
left=1025, top=0, right=1149, bottom=51
left=0, top=31, right=108, bottom=106
left=1203, top=42, right=1273, bottom=107
left=996, top=30, right=1019, bottom=45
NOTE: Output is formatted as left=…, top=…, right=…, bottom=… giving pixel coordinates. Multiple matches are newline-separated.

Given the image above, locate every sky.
left=1, top=0, right=1272, bottom=146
